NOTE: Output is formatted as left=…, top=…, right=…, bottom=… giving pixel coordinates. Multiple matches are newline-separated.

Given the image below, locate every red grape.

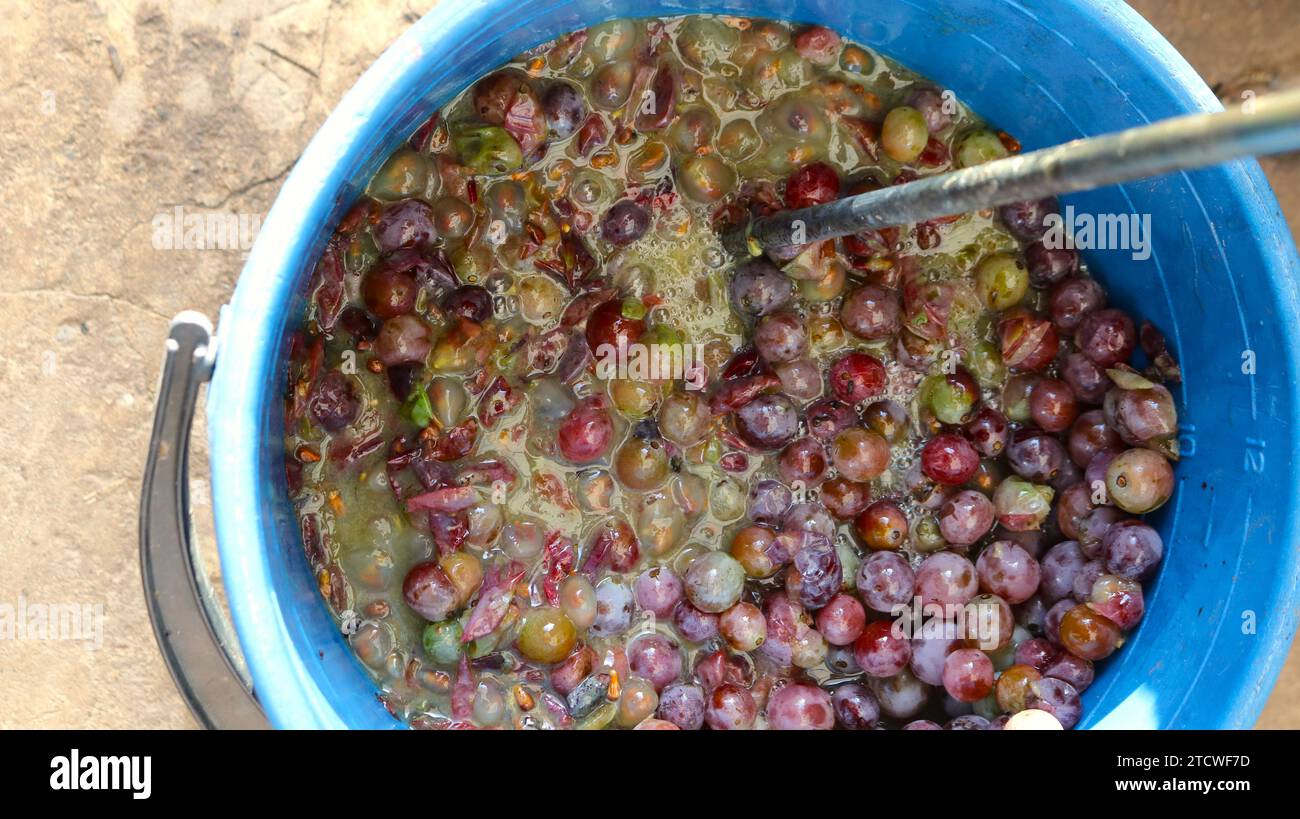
left=855, top=619, right=912, bottom=677
left=855, top=551, right=915, bottom=613
left=976, top=540, right=1041, bottom=603
left=829, top=351, right=887, bottom=402
left=1029, top=378, right=1078, bottom=432
left=841, top=284, right=901, bottom=340
left=916, top=551, right=979, bottom=607
left=942, top=648, right=994, bottom=702
left=785, top=161, right=840, bottom=209
left=1074, top=308, right=1137, bottom=367
left=920, top=433, right=980, bottom=485
left=816, top=593, right=866, bottom=645
left=704, top=683, right=757, bottom=730
left=767, top=682, right=835, bottom=729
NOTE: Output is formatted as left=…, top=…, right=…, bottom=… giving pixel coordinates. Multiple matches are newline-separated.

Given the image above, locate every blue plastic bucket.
left=208, top=0, right=1300, bottom=729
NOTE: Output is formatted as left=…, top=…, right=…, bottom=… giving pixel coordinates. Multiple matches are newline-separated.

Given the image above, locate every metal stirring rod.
left=745, top=88, right=1300, bottom=251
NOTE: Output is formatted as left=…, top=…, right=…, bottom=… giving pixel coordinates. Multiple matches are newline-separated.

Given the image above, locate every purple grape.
left=1078, top=506, right=1125, bottom=559
left=775, top=358, right=823, bottom=400
left=997, top=198, right=1057, bottom=241
left=1071, top=559, right=1106, bottom=602
left=1043, top=599, right=1075, bottom=646
left=672, top=602, right=719, bottom=643
left=770, top=530, right=813, bottom=570
left=374, top=199, right=436, bottom=253
left=1029, top=378, right=1079, bottom=433
left=980, top=585, right=1020, bottom=636
left=1044, top=652, right=1095, bottom=693
left=308, top=370, right=360, bottom=432
left=1025, top=240, right=1079, bottom=287
left=1015, top=637, right=1058, bottom=670
left=441, top=285, right=491, bottom=323
left=863, top=399, right=909, bottom=443
left=1050, top=277, right=1106, bottom=332
left=855, top=551, right=916, bottom=614
left=760, top=595, right=808, bottom=666
left=704, top=683, right=757, bottom=730
left=792, top=537, right=842, bottom=609
left=907, top=467, right=949, bottom=516
left=998, top=526, right=1046, bottom=559
left=730, top=258, right=795, bottom=319
left=1025, top=676, right=1082, bottom=729
left=600, top=199, right=650, bottom=246
left=938, top=489, right=995, bottom=547
left=1005, top=431, right=1067, bottom=483
left=805, top=398, right=857, bottom=441
left=657, top=683, right=705, bottom=730
left=634, top=567, right=683, bottom=618
left=976, top=540, right=1041, bottom=604
left=831, top=683, right=880, bottom=729
left=1062, top=352, right=1108, bottom=404
left=734, top=393, right=799, bottom=450
left=542, top=81, right=586, bottom=139
left=1039, top=541, right=1086, bottom=603
left=557, top=396, right=615, bottom=463
left=829, top=352, right=888, bottom=404
left=627, top=633, right=684, bottom=692
left=719, top=601, right=766, bottom=652
left=855, top=620, right=912, bottom=677
left=1056, top=483, right=1094, bottom=541
left=1050, top=457, right=1083, bottom=492
left=754, top=310, right=808, bottom=363
left=920, top=433, right=980, bottom=485
left=1107, top=384, right=1178, bottom=445
left=825, top=645, right=860, bottom=676
left=783, top=502, right=837, bottom=539
left=904, top=719, right=943, bottom=730
left=816, top=593, right=866, bottom=646
left=1016, top=594, right=1048, bottom=634
left=1102, top=521, right=1164, bottom=580
left=748, top=479, right=793, bottom=527
left=1084, top=449, right=1118, bottom=489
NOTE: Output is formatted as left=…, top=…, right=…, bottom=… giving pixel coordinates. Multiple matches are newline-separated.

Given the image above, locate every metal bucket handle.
left=139, top=311, right=269, bottom=730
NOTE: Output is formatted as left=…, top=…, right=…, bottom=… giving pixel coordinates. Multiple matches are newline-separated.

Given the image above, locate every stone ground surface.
left=0, top=0, right=1296, bottom=729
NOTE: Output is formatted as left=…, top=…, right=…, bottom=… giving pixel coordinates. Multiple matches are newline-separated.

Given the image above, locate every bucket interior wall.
left=209, top=0, right=1300, bottom=729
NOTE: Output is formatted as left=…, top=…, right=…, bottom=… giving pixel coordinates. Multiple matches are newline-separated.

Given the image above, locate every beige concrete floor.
left=0, top=1, right=1296, bottom=729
